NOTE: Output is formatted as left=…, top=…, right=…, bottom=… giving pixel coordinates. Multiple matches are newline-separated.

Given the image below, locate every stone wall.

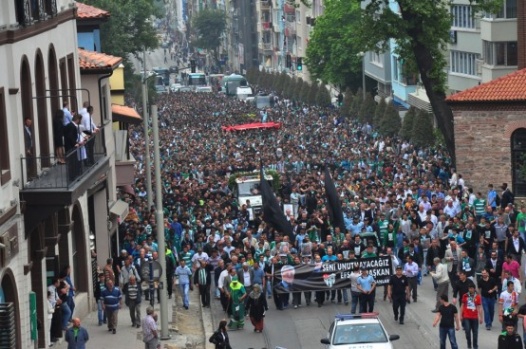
left=452, top=104, right=526, bottom=195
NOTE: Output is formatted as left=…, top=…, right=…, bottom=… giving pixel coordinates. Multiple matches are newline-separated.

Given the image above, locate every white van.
left=236, top=86, right=254, bottom=102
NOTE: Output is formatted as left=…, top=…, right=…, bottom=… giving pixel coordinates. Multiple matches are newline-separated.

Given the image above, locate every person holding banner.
left=357, top=267, right=377, bottom=313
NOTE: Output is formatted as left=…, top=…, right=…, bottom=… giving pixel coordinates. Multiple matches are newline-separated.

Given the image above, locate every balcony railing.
left=20, top=134, right=105, bottom=190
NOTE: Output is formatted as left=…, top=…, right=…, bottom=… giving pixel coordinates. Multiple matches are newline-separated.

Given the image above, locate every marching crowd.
left=51, top=88, right=526, bottom=349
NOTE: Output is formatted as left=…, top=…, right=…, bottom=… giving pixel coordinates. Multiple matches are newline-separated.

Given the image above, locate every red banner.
left=221, top=122, right=282, bottom=132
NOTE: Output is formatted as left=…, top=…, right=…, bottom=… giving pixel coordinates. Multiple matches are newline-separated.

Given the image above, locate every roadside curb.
left=200, top=302, right=215, bottom=349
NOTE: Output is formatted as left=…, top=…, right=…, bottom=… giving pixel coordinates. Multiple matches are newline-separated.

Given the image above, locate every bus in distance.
left=187, top=72, right=207, bottom=88
left=223, top=73, right=248, bottom=96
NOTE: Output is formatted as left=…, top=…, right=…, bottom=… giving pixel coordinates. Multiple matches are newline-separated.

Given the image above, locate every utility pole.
left=142, top=50, right=153, bottom=210
left=152, top=105, right=169, bottom=340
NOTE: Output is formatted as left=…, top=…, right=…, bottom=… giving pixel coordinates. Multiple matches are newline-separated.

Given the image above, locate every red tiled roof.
left=78, top=49, right=122, bottom=72
left=76, top=2, right=110, bottom=20
left=112, top=104, right=142, bottom=124
left=447, top=68, right=526, bottom=103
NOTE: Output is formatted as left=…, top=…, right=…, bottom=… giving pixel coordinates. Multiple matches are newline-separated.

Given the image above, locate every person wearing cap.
left=228, top=276, right=247, bottom=330
left=357, top=267, right=376, bottom=313
left=460, top=282, right=482, bottom=349
left=388, top=265, right=409, bottom=325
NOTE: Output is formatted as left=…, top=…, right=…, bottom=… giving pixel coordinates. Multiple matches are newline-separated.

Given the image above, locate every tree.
left=316, top=84, right=332, bottom=107
left=358, top=93, right=376, bottom=125
left=300, top=81, right=311, bottom=103
left=399, top=106, right=416, bottom=140
left=373, top=97, right=386, bottom=128
left=304, top=0, right=363, bottom=90
left=83, top=0, right=160, bottom=60
left=294, top=79, right=305, bottom=102
left=349, top=88, right=363, bottom=119
left=355, top=0, right=502, bottom=165
left=411, top=109, right=435, bottom=147
left=379, top=103, right=401, bottom=137
left=308, top=82, right=319, bottom=105
left=341, top=88, right=353, bottom=118
left=192, top=9, right=227, bottom=62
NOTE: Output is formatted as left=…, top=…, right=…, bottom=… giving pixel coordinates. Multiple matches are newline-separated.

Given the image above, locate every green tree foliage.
left=294, top=79, right=305, bottom=102
left=305, top=0, right=363, bottom=89
left=192, top=9, right=227, bottom=60
left=308, top=82, right=319, bottom=105
left=340, top=88, right=353, bottom=118
left=358, top=93, right=376, bottom=125
left=349, top=88, right=363, bottom=119
left=316, top=84, right=332, bottom=107
left=373, top=97, right=386, bottom=127
left=300, top=81, right=311, bottom=103
left=83, top=0, right=160, bottom=59
left=379, top=103, right=401, bottom=137
left=355, top=0, right=502, bottom=165
left=399, top=106, right=416, bottom=140
left=412, top=109, right=435, bottom=147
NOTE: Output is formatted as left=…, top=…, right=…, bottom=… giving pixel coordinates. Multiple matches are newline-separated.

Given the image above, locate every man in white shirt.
left=403, top=255, right=419, bottom=303
left=430, top=257, right=449, bottom=312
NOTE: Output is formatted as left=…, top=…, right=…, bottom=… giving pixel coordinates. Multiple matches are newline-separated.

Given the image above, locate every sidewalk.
left=53, top=282, right=210, bottom=349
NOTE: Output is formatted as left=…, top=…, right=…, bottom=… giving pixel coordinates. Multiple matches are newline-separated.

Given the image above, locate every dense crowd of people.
left=94, top=87, right=526, bottom=349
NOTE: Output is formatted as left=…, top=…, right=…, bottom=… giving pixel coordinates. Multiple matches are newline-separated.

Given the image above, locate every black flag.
left=324, top=166, right=346, bottom=234
left=260, top=165, right=293, bottom=240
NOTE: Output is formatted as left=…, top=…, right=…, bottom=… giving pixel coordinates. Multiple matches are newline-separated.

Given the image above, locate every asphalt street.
left=210, top=275, right=507, bottom=349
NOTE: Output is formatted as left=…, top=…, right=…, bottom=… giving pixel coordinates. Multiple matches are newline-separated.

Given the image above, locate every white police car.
left=321, top=313, right=400, bottom=349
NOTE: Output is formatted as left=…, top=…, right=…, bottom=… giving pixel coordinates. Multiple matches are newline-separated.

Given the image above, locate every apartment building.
left=0, top=1, right=124, bottom=348
left=253, top=0, right=322, bottom=81
left=363, top=0, right=519, bottom=111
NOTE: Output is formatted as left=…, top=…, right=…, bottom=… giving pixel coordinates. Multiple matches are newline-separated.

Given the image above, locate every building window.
left=393, top=57, right=417, bottom=85
left=101, top=85, right=108, bottom=121
left=0, top=88, right=10, bottom=184
left=483, top=40, right=517, bottom=66
left=67, top=54, right=77, bottom=111
left=450, top=51, right=479, bottom=76
left=371, top=52, right=382, bottom=67
left=485, top=0, right=517, bottom=18
left=451, top=5, right=476, bottom=29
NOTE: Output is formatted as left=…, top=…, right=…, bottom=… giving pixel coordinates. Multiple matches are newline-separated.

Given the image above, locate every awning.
left=112, top=104, right=142, bottom=124
left=109, top=200, right=129, bottom=223
left=221, top=122, right=282, bottom=132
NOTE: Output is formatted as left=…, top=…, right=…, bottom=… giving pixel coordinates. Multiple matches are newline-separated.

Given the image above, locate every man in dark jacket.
left=501, top=183, right=515, bottom=210
left=452, top=271, right=475, bottom=307
left=194, top=260, right=214, bottom=307
left=498, top=323, right=524, bottom=349
left=63, top=114, right=83, bottom=180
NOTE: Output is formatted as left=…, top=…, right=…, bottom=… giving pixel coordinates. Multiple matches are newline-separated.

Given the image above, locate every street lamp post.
left=142, top=50, right=153, bottom=210
left=151, top=105, right=170, bottom=340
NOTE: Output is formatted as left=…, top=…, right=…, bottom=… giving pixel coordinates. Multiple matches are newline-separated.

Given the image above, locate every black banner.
left=273, top=256, right=393, bottom=293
